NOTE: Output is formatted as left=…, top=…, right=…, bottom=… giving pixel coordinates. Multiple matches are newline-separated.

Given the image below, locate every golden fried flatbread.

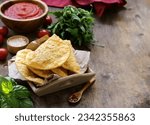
left=25, top=34, right=71, bottom=70
left=15, top=49, right=45, bottom=86
left=51, top=67, right=68, bottom=77
left=62, top=40, right=80, bottom=73
left=15, top=34, right=80, bottom=86
left=28, top=67, right=68, bottom=78
left=28, top=67, right=53, bottom=78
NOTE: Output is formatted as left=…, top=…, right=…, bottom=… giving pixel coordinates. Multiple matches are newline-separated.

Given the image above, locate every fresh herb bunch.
left=48, top=6, right=94, bottom=46
left=0, top=76, right=33, bottom=108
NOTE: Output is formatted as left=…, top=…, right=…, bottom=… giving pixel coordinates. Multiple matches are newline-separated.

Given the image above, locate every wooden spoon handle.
left=81, top=76, right=96, bottom=93
left=26, top=35, right=49, bottom=50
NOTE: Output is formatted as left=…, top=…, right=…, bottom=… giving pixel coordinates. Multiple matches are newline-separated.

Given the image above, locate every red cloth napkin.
left=42, top=0, right=75, bottom=7
left=42, top=0, right=127, bottom=16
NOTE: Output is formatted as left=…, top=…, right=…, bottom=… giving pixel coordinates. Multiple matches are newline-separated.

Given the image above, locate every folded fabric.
left=42, top=0, right=127, bottom=16
left=75, top=0, right=126, bottom=5
left=42, top=0, right=78, bottom=7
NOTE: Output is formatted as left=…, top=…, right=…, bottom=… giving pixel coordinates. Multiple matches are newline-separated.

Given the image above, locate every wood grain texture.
left=1, top=0, right=150, bottom=107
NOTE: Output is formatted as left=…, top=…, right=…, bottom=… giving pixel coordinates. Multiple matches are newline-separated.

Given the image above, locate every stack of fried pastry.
left=15, top=34, right=80, bottom=86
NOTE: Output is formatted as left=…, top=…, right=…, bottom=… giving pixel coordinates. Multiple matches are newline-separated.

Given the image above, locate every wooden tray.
left=8, top=50, right=95, bottom=96
left=28, top=68, right=95, bottom=96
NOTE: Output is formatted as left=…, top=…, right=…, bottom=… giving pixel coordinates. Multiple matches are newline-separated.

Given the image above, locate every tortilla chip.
left=51, top=67, right=68, bottom=77
left=25, top=34, right=71, bottom=70
left=28, top=67, right=53, bottom=78
left=28, top=67, right=68, bottom=78
left=15, top=49, right=45, bottom=86
left=15, top=35, right=80, bottom=86
left=62, top=40, right=80, bottom=73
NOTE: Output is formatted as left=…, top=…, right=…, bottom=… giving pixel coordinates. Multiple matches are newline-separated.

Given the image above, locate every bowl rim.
left=0, top=0, right=49, bottom=22
left=7, top=35, right=29, bottom=47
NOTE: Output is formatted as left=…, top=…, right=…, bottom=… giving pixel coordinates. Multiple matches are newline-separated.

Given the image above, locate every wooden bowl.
left=0, top=0, right=48, bottom=33
left=7, top=35, right=29, bottom=54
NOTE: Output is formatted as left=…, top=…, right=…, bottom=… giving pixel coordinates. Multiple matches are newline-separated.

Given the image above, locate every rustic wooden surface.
left=1, top=0, right=150, bottom=107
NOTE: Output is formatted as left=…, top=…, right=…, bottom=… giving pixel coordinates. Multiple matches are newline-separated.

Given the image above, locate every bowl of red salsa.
left=0, top=0, right=48, bottom=33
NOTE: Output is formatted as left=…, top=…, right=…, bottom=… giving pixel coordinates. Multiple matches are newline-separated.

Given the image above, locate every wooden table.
left=1, top=0, right=150, bottom=108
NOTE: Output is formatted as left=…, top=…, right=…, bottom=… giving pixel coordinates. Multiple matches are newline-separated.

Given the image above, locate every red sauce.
left=4, top=2, right=43, bottom=19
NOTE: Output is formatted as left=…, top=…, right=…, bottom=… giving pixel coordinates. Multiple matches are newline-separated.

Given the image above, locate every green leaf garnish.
left=0, top=75, right=33, bottom=108
left=48, top=6, right=94, bottom=46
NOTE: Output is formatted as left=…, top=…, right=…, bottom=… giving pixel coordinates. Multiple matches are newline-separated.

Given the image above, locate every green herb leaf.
left=1, top=81, right=13, bottom=94
left=0, top=76, right=13, bottom=94
left=0, top=76, right=34, bottom=108
left=0, top=96, right=11, bottom=108
left=7, top=95, right=20, bottom=108
left=48, top=6, right=94, bottom=46
left=49, top=11, right=62, bottom=18
left=13, top=85, right=30, bottom=99
left=0, top=94, right=19, bottom=108
left=66, top=28, right=78, bottom=38
left=5, top=77, right=17, bottom=86
left=19, top=98, right=34, bottom=108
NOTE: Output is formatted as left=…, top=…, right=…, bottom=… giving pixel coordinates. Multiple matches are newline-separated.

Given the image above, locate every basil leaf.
left=19, top=98, right=34, bottom=108
left=1, top=81, right=13, bottom=94
left=13, top=85, right=30, bottom=99
left=5, top=77, right=17, bottom=86
left=0, top=76, right=13, bottom=94
left=0, top=94, right=19, bottom=108
left=0, top=76, right=33, bottom=108
left=7, top=95, right=20, bottom=108
left=1, top=97, right=11, bottom=108
left=0, top=94, right=2, bottom=107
